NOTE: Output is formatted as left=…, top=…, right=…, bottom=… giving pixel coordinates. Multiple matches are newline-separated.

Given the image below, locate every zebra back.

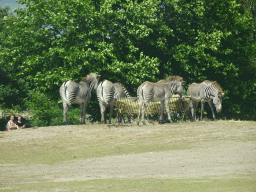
left=203, top=80, right=224, bottom=96
left=115, top=82, right=131, bottom=98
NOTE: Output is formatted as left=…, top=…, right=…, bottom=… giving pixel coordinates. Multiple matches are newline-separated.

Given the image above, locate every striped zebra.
left=59, top=73, right=101, bottom=124
left=97, top=80, right=131, bottom=124
left=137, top=76, right=185, bottom=125
left=185, top=80, right=224, bottom=121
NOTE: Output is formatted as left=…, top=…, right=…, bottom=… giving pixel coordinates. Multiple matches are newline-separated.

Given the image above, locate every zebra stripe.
left=59, top=73, right=101, bottom=124
left=137, top=76, right=185, bottom=125
left=97, top=80, right=131, bottom=124
left=185, top=80, right=224, bottom=121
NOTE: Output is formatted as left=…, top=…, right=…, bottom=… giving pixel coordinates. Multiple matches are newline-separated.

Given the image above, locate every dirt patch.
left=0, top=120, right=256, bottom=185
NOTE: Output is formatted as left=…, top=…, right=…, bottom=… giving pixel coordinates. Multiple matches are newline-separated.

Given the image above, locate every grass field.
left=0, top=120, right=256, bottom=191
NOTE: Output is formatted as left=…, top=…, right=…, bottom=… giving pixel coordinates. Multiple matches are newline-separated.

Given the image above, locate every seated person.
left=6, top=115, right=17, bottom=131
left=16, top=115, right=26, bottom=129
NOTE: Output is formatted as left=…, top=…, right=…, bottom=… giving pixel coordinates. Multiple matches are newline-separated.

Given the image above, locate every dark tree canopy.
left=0, top=0, right=255, bottom=122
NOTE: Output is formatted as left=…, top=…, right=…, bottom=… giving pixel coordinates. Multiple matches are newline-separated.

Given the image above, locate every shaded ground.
left=0, top=120, right=256, bottom=190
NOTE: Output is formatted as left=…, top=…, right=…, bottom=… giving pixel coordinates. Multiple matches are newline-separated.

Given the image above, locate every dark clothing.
left=16, top=121, right=25, bottom=127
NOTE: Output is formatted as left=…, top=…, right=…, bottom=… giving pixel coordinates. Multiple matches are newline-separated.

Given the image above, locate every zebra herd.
left=60, top=73, right=224, bottom=125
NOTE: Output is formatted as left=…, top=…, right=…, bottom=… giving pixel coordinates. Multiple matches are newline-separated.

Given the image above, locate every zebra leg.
left=182, top=100, right=188, bottom=122
left=191, top=102, right=198, bottom=121
left=182, top=112, right=186, bottom=122
left=109, top=104, right=114, bottom=124
left=200, top=100, right=205, bottom=121
left=116, top=111, right=123, bottom=123
left=100, top=103, right=107, bottom=124
left=182, top=107, right=187, bottom=122
left=159, top=101, right=165, bottom=124
left=128, top=114, right=133, bottom=123
left=189, top=101, right=194, bottom=122
left=146, top=115, right=152, bottom=124
left=142, top=103, right=148, bottom=125
left=165, top=100, right=173, bottom=123
left=208, top=101, right=216, bottom=121
left=121, top=114, right=126, bottom=124
left=115, top=110, right=119, bottom=123
left=137, top=102, right=143, bottom=125
left=63, top=102, right=69, bottom=125
left=83, top=95, right=91, bottom=124
left=80, top=102, right=89, bottom=124
left=80, top=103, right=85, bottom=124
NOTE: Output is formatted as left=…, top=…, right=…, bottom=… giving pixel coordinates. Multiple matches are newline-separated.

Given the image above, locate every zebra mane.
left=116, top=82, right=131, bottom=97
left=157, top=76, right=183, bottom=84
left=101, top=79, right=109, bottom=83
left=166, top=76, right=183, bottom=81
left=80, top=73, right=98, bottom=82
left=203, top=80, right=223, bottom=93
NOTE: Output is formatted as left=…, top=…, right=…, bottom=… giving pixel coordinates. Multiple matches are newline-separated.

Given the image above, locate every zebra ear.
left=97, top=75, right=101, bottom=80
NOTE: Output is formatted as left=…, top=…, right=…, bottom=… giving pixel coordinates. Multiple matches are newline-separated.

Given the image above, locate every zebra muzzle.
left=216, top=106, right=222, bottom=113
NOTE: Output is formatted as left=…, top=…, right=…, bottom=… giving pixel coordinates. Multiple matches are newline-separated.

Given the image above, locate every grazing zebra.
left=59, top=73, right=101, bottom=124
left=97, top=80, right=131, bottom=124
left=184, top=80, right=224, bottom=121
left=137, top=76, right=185, bottom=125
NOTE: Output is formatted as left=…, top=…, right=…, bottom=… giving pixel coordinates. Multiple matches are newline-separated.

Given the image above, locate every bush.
left=0, top=117, right=8, bottom=131
left=25, top=91, right=85, bottom=127
left=24, top=91, right=62, bottom=127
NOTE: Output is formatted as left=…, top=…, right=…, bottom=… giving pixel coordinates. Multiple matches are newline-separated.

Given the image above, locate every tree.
left=0, top=5, right=24, bottom=108
left=136, top=0, right=256, bottom=119
left=0, top=0, right=255, bottom=122
left=0, top=0, right=161, bottom=96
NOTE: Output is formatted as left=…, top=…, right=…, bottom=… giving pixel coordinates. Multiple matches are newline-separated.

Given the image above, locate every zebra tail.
left=97, top=82, right=104, bottom=102
left=116, top=82, right=131, bottom=98
left=60, top=81, right=72, bottom=106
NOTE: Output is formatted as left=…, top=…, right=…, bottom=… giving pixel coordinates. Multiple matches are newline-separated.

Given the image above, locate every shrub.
left=25, top=91, right=62, bottom=127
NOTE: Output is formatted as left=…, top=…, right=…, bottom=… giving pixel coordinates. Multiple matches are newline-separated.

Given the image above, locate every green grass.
left=0, top=124, right=198, bottom=164
left=0, top=120, right=255, bottom=164
left=0, top=120, right=256, bottom=191
left=1, top=176, right=256, bottom=192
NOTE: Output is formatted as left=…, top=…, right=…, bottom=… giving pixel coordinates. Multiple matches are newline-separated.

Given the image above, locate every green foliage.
left=0, top=5, right=13, bottom=32
left=0, top=5, right=23, bottom=108
left=0, top=0, right=255, bottom=123
left=156, top=0, right=256, bottom=120
left=0, top=117, right=8, bottom=131
left=25, top=91, right=80, bottom=127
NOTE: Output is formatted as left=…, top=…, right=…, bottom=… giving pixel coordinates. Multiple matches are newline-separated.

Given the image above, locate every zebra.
left=137, top=76, right=185, bottom=125
left=59, top=73, right=101, bottom=124
left=97, top=80, right=131, bottom=124
left=184, top=80, right=224, bottom=121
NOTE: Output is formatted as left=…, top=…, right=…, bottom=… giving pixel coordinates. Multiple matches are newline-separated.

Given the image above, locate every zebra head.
left=175, top=80, right=186, bottom=101
left=212, top=92, right=224, bottom=113
left=92, top=75, right=101, bottom=91
left=83, top=73, right=101, bottom=91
